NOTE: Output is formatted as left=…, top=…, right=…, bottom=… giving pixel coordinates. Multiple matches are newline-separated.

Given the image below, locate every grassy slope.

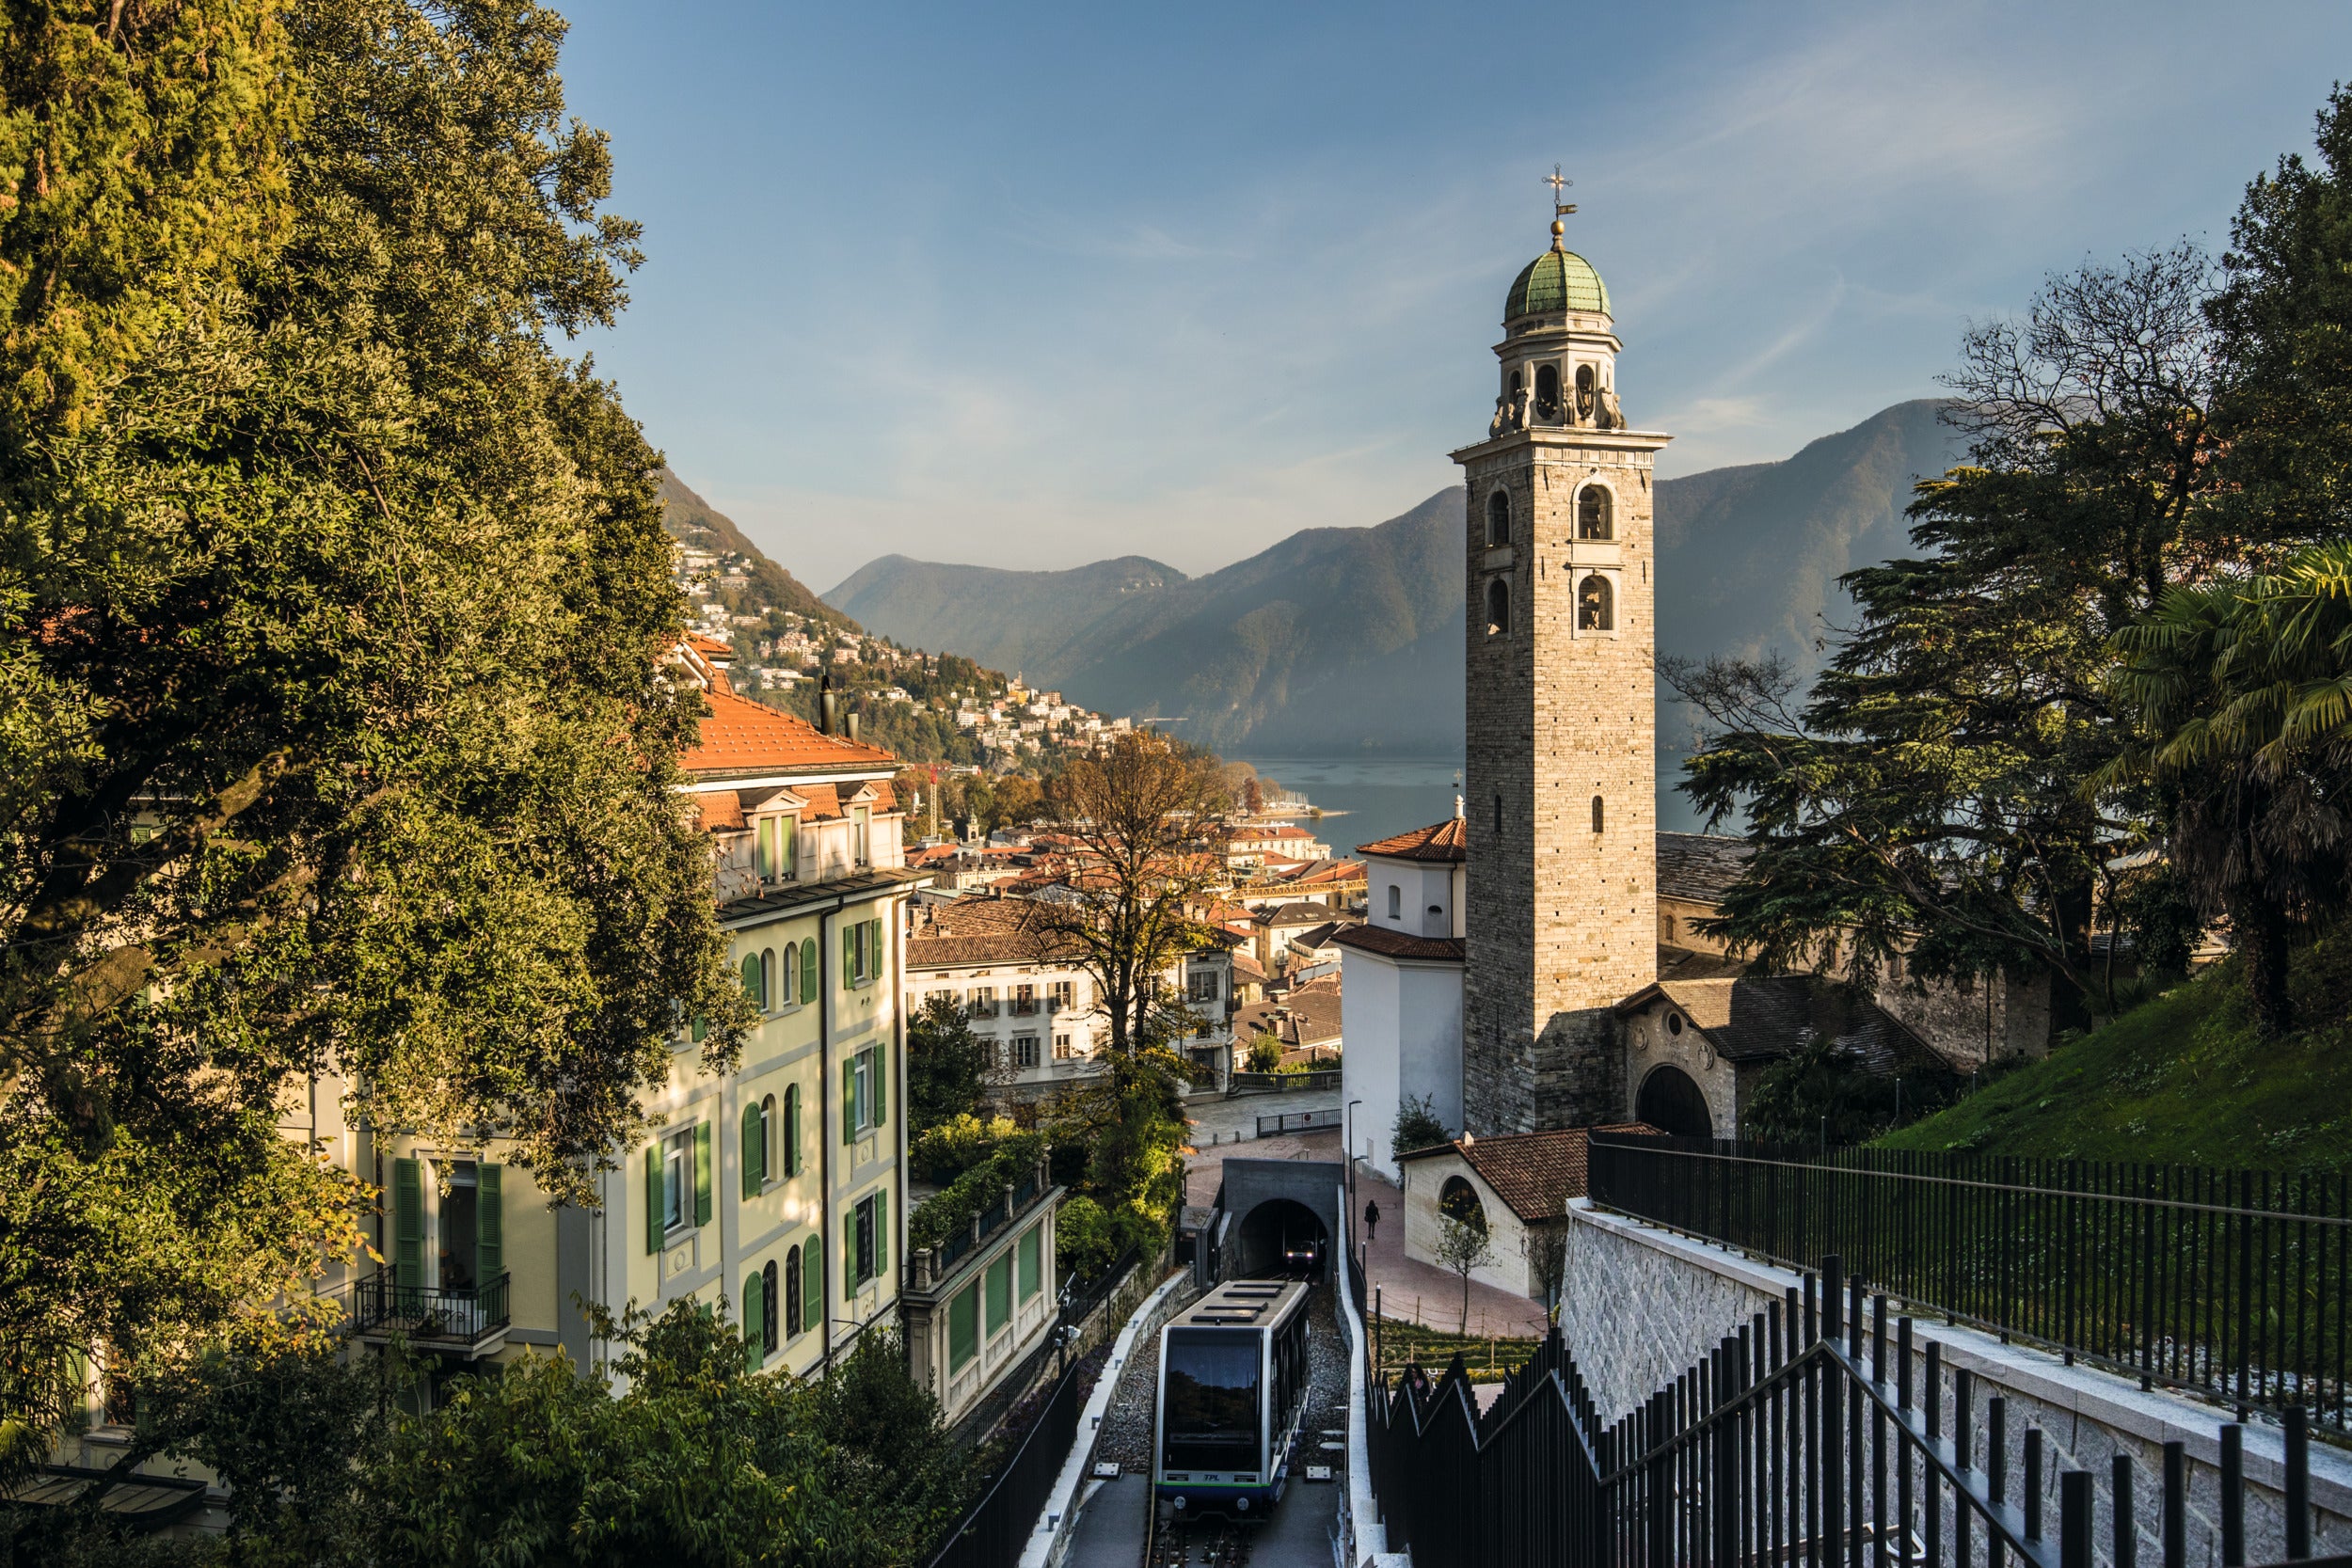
left=1877, top=928, right=2352, bottom=1171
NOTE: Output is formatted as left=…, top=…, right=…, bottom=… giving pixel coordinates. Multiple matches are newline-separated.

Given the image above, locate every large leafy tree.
left=1675, top=245, right=2235, bottom=1021
left=1, top=0, right=749, bottom=1466
left=2105, top=543, right=2352, bottom=1036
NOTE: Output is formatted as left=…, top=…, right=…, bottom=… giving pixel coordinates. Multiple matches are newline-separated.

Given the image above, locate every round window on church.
left=1666, top=1012, right=1683, bottom=1037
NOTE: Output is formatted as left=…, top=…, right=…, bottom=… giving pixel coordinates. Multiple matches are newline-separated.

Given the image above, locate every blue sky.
left=557, top=1, right=2351, bottom=591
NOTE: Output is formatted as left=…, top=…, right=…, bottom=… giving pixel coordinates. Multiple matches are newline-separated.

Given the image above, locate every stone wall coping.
left=1565, top=1198, right=2352, bottom=1517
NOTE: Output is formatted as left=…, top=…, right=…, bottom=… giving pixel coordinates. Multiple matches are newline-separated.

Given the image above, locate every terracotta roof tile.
left=695, top=792, right=746, bottom=832
left=1357, top=816, right=1468, bottom=863
left=684, top=686, right=898, bottom=775
left=1398, top=1124, right=1664, bottom=1222
left=1329, top=925, right=1464, bottom=962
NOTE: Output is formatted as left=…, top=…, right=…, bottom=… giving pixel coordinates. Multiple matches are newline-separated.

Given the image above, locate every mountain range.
left=821, top=400, right=1968, bottom=820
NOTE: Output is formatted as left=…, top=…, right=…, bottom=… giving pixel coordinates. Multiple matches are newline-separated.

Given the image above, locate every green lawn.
left=1876, top=926, right=2352, bottom=1170
left=1367, top=1315, right=1545, bottom=1380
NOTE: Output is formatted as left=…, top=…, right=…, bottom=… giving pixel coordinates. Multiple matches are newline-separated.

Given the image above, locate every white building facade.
left=1335, top=811, right=1468, bottom=1179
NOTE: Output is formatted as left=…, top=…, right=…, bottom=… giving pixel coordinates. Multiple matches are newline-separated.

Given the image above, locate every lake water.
left=1231, top=753, right=1466, bottom=857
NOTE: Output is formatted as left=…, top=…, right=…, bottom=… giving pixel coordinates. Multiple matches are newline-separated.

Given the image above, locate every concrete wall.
left=1400, top=1148, right=1533, bottom=1298
left=1556, top=1200, right=2352, bottom=1568
left=1341, top=946, right=1465, bottom=1180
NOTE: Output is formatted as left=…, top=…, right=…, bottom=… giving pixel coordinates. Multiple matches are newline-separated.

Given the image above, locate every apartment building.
left=336, top=636, right=928, bottom=1383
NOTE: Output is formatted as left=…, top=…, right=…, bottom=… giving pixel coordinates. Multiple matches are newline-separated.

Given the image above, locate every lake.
left=1230, top=753, right=1466, bottom=856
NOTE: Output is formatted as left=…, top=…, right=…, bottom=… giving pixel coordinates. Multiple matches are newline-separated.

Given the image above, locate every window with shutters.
left=760, top=948, right=777, bottom=1013
left=802, top=1237, right=822, bottom=1331
left=778, top=814, right=799, bottom=880
left=740, top=951, right=765, bottom=1010
left=783, top=1084, right=802, bottom=1176
left=661, top=1128, right=693, bottom=1236
left=852, top=805, right=871, bottom=866
left=1048, top=979, right=1074, bottom=1013
left=1012, top=982, right=1037, bottom=1016
left=743, top=1096, right=773, bottom=1196
left=968, top=985, right=998, bottom=1018
left=762, top=1259, right=779, bottom=1354
left=1054, top=1033, right=1074, bottom=1060
left=437, top=1161, right=481, bottom=1292
left=850, top=1190, right=886, bottom=1289
left=1011, top=1035, right=1040, bottom=1069
left=743, top=1270, right=766, bottom=1370
left=846, top=1046, right=885, bottom=1133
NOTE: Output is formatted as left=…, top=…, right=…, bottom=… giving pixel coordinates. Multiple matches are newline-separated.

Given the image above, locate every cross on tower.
left=1546, top=166, right=1577, bottom=218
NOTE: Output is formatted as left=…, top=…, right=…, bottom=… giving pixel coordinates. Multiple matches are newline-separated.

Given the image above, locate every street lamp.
left=1345, top=1098, right=1364, bottom=1252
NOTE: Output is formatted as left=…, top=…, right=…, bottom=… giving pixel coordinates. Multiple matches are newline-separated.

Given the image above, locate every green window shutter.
left=785, top=1248, right=803, bottom=1338
left=1018, top=1223, right=1041, bottom=1302
left=645, top=1143, right=665, bottom=1254
left=843, top=1214, right=856, bottom=1299
left=694, top=1122, right=714, bottom=1227
left=874, top=1186, right=887, bottom=1278
left=393, top=1158, right=423, bottom=1289
left=948, top=1284, right=979, bottom=1371
left=741, top=1101, right=763, bottom=1199
left=842, top=1058, right=856, bottom=1145
left=800, top=938, right=817, bottom=1005
left=477, top=1164, right=503, bottom=1282
left=842, top=927, right=855, bottom=989
left=779, top=816, right=797, bottom=877
left=740, top=952, right=763, bottom=1008
left=743, top=1271, right=765, bottom=1370
left=691, top=1015, right=707, bottom=1043
left=985, top=1253, right=1012, bottom=1335
left=870, top=919, right=886, bottom=985
left=869, top=1047, right=884, bottom=1129
left=803, top=1239, right=822, bottom=1336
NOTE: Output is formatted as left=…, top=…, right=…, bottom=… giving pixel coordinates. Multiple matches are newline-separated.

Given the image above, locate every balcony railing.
left=1009, top=997, right=1039, bottom=1016
left=350, top=1272, right=511, bottom=1349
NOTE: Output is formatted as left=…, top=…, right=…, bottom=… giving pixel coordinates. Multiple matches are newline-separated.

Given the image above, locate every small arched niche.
left=1578, top=573, right=1613, bottom=632
left=1486, top=489, right=1511, bottom=546
left=1486, top=577, right=1510, bottom=637
left=1591, top=794, right=1605, bottom=833
left=1578, top=484, right=1613, bottom=541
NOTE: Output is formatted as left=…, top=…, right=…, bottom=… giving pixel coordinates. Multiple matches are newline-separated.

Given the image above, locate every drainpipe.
left=818, top=909, right=834, bottom=1378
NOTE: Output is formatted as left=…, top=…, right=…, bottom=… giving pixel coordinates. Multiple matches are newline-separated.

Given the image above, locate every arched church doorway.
left=1438, top=1175, right=1487, bottom=1234
left=1235, top=1197, right=1327, bottom=1279
left=1636, top=1065, right=1714, bottom=1139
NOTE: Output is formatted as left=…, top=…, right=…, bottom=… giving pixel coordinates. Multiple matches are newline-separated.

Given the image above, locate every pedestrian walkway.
left=1351, top=1169, right=1549, bottom=1338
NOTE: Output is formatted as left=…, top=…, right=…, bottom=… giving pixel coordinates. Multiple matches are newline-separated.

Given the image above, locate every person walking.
left=1363, top=1197, right=1382, bottom=1243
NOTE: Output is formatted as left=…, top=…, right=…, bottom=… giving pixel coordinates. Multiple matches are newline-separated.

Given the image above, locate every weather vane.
left=1546, top=165, right=1576, bottom=218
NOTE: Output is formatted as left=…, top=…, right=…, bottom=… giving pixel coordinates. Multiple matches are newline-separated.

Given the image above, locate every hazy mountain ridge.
left=815, top=401, right=1969, bottom=791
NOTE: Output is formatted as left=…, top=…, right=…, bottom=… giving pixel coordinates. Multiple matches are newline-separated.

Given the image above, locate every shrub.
left=1392, top=1093, right=1451, bottom=1155
left=909, top=1113, right=1019, bottom=1185
left=909, top=1130, right=1049, bottom=1254
left=1247, top=1034, right=1282, bottom=1072
left=1056, top=1195, right=1118, bottom=1284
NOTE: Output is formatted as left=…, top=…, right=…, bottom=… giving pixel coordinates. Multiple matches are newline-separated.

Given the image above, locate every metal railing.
left=1368, top=1255, right=2348, bottom=1568
left=924, top=1338, right=1089, bottom=1568
left=1257, top=1106, right=1344, bottom=1136
left=1586, top=1134, right=2352, bottom=1433
left=349, top=1272, right=510, bottom=1346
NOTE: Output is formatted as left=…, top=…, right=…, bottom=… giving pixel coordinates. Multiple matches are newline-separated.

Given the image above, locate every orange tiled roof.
left=688, top=631, right=736, bottom=659
left=1356, top=816, right=1467, bottom=863
left=684, top=686, right=898, bottom=775
left=696, top=793, right=746, bottom=832
left=1397, top=1124, right=1663, bottom=1222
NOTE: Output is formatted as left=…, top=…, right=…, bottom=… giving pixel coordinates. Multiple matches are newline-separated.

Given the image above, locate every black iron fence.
left=1587, top=1134, right=2352, bottom=1434
left=1258, top=1106, right=1344, bottom=1136
left=1369, top=1256, right=2347, bottom=1568
left=925, top=1344, right=1089, bottom=1568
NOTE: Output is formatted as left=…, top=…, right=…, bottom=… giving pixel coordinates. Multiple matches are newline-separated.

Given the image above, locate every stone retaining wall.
left=1559, top=1200, right=2352, bottom=1568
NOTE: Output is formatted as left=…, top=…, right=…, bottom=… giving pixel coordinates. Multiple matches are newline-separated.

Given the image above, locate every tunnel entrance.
left=1233, top=1197, right=1328, bottom=1280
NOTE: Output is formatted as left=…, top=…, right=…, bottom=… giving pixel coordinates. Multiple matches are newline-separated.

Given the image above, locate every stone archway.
left=1636, top=1064, right=1714, bottom=1139
left=1234, top=1196, right=1328, bottom=1279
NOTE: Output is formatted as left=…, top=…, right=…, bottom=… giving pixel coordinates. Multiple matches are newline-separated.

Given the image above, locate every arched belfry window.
left=1578, top=485, right=1612, bottom=541
left=1592, top=795, right=1605, bottom=833
left=1486, top=577, right=1509, bottom=637
left=1579, top=573, right=1613, bottom=632
left=1575, top=363, right=1597, bottom=421
left=1534, top=364, right=1562, bottom=424
left=1486, top=490, right=1511, bottom=546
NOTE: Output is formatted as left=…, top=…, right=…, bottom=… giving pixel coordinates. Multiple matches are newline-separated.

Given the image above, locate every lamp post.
left=1345, top=1098, right=1364, bottom=1254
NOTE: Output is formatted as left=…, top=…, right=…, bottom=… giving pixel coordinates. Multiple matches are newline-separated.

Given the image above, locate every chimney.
left=1454, top=794, right=1465, bottom=820
left=818, top=672, right=838, bottom=735
left=846, top=711, right=861, bottom=744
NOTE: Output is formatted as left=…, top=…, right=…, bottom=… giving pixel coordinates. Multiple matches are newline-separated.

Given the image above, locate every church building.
left=1342, top=194, right=1979, bottom=1174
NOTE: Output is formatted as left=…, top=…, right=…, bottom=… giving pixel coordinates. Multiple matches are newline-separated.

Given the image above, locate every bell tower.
left=1454, top=188, right=1670, bottom=1134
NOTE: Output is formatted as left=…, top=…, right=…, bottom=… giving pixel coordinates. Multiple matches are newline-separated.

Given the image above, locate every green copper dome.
left=1505, top=245, right=1611, bottom=319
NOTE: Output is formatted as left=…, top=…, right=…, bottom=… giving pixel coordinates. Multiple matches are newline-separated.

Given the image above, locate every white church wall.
left=1341, top=949, right=1403, bottom=1179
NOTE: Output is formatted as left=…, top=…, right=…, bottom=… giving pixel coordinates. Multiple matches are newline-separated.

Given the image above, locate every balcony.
left=349, top=1272, right=511, bottom=1356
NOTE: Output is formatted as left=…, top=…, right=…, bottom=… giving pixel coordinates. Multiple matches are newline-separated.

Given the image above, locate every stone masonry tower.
left=1454, top=200, right=1670, bottom=1134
